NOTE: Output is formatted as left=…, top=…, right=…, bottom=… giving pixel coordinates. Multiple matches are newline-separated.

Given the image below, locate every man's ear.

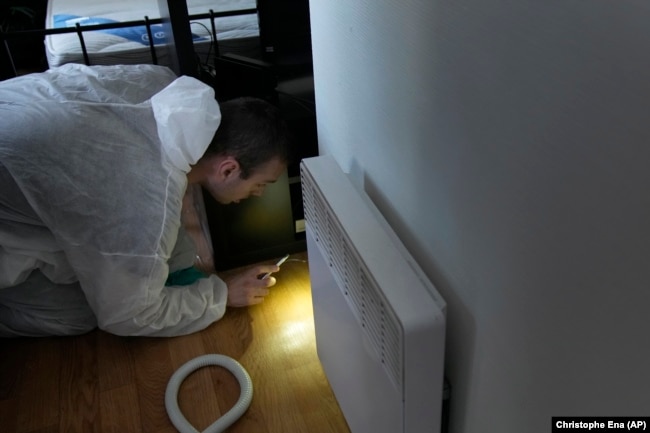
left=217, top=156, right=240, bottom=180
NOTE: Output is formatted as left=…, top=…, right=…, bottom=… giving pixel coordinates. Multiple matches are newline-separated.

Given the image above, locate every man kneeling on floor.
left=0, top=64, right=292, bottom=337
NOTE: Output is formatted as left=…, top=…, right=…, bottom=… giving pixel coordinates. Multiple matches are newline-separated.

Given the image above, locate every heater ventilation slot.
left=302, top=167, right=403, bottom=389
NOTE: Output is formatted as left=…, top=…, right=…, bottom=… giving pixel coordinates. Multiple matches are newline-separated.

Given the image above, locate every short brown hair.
left=206, top=97, right=293, bottom=179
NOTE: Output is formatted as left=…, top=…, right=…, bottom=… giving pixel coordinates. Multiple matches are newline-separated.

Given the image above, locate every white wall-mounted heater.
left=301, top=155, right=447, bottom=433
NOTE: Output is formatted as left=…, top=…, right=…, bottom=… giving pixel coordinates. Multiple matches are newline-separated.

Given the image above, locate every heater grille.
left=301, top=155, right=447, bottom=433
left=302, top=166, right=403, bottom=388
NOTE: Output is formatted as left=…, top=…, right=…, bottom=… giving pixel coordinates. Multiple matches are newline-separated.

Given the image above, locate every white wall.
left=309, top=0, right=650, bottom=431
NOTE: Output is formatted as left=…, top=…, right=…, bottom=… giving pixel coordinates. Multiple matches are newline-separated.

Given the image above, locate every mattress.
left=45, top=0, right=260, bottom=68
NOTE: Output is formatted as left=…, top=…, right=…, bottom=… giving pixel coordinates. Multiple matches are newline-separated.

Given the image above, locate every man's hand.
left=222, top=264, right=280, bottom=307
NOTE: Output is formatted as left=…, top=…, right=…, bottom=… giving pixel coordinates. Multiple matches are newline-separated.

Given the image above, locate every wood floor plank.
left=99, top=384, right=142, bottom=433
left=0, top=337, right=28, bottom=400
left=18, top=426, right=59, bottom=433
left=130, top=339, right=177, bottom=433
left=202, top=307, right=255, bottom=359
left=249, top=369, right=312, bottom=433
left=58, top=333, right=99, bottom=433
left=97, top=331, right=135, bottom=393
left=226, top=404, right=270, bottom=433
left=15, top=338, right=62, bottom=433
left=286, top=361, right=351, bottom=432
left=0, top=394, right=18, bottom=433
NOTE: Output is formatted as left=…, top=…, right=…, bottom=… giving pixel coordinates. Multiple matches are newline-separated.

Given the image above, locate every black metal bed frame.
left=0, top=6, right=258, bottom=80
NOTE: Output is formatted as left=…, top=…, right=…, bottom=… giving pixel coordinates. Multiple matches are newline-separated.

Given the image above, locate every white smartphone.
left=260, top=254, right=290, bottom=280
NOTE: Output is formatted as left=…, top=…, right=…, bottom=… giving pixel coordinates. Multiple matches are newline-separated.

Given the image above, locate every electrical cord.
left=165, top=354, right=253, bottom=433
left=190, top=21, right=215, bottom=72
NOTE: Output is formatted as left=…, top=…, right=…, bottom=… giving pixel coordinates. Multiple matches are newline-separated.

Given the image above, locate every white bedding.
left=45, top=0, right=260, bottom=68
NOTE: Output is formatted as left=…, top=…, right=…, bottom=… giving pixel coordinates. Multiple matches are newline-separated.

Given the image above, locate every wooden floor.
left=0, top=252, right=351, bottom=433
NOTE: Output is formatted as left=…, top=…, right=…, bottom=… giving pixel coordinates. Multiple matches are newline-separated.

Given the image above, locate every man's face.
left=204, top=157, right=286, bottom=204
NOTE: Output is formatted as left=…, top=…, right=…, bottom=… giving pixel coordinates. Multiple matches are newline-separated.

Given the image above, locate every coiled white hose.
left=165, top=354, right=253, bottom=433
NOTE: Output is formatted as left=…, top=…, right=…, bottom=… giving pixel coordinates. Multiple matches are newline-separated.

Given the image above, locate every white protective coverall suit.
left=0, top=63, right=229, bottom=337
